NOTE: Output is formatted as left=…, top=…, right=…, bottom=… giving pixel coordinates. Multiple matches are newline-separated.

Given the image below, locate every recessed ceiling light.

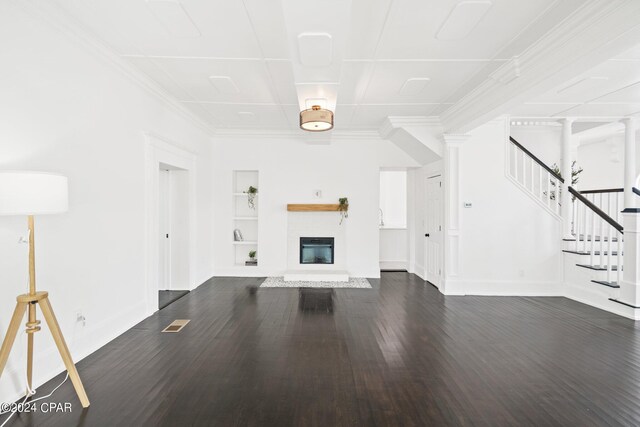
left=400, top=78, right=431, bottom=95
left=300, top=105, right=334, bottom=132
left=298, top=33, right=333, bottom=66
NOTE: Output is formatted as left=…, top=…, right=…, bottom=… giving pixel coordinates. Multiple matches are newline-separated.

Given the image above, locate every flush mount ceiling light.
left=300, top=105, right=334, bottom=132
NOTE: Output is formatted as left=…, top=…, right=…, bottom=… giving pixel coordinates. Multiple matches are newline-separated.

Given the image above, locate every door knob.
left=425, top=233, right=430, bottom=237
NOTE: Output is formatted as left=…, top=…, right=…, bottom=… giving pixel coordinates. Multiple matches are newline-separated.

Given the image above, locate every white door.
left=159, top=169, right=171, bottom=290
left=425, top=176, right=443, bottom=288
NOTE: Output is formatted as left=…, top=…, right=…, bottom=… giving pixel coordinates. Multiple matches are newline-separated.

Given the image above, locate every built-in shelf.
left=287, top=204, right=345, bottom=212
left=233, top=170, right=259, bottom=267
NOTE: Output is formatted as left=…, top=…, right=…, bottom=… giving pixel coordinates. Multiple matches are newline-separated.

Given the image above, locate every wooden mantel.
left=287, top=204, right=344, bottom=212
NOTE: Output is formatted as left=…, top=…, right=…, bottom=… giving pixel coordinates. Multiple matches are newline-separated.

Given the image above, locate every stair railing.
left=579, top=188, right=623, bottom=225
left=569, top=186, right=623, bottom=286
left=507, top=137, right=564, bottom=216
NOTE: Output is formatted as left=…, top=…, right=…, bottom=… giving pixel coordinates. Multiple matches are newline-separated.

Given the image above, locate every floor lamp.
left=0, top=171, right=89, bottom=408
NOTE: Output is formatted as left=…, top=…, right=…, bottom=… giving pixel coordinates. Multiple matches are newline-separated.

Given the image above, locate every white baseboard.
left=379, top=260, right=408, bottom=270
left=442, top=279, right=562, bottom=296
left=564, top=282, right=640, bottom=320
left=1, top=300, right=148, bottom=405
left=413, top=263, right=426, bottom=280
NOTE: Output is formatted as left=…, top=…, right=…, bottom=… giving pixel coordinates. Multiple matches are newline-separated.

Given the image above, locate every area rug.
left=261, top=277, right=372, bottom=289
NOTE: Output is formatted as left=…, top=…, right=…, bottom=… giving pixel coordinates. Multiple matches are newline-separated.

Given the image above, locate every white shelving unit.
left=232, top=170, right=259, bottom=267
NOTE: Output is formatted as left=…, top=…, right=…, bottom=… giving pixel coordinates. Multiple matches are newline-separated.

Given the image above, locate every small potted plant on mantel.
left=338, top=197, right=349, bottom=224
left=246, top=250, right=257, bottom=266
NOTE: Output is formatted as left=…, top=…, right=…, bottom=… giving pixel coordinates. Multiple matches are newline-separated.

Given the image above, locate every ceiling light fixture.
left=300, top=105, right=333, bottom=132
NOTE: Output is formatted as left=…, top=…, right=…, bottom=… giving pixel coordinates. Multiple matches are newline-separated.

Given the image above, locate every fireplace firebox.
left=300, top=237, right=334, bottom=264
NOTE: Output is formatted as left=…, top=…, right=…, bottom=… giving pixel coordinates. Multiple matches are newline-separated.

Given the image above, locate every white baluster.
left=617, top=231, right=622, bottom=286
left=546, top=172, right=552, bottom=209
left=530, top=157, right=535, bottom=192
left=599, top=216, right=605, bottom=268
left=520, top=150, right=525, bottom=185
left=555, top=179, right=561, bottom=215
left=590, top=203, right=596, bottom=266
left=574, top=201, right=581, bottom=253
left=512, top=144, right=517, bottom=179
left=606, top=224, right=612, bottom=284
left=581, top=200, right=588, bottom=253
left=538, top=166, right=543, bottom=202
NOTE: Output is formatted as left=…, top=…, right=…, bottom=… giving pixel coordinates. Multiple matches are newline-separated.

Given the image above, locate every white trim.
left=2, top=300, right=148, bottom=405
left=144, top=133, right=198, bottom=316
left=213, top=129, right=382, bottom=141
left=379, top=260, right=408, bottom=270
left=442, top=280, right=562, bottom=296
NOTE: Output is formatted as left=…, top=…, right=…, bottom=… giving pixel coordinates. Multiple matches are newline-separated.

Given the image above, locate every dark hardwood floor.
left=158, top=290, right=189, bottom=310
left=5, top=273, right=640, bottom=426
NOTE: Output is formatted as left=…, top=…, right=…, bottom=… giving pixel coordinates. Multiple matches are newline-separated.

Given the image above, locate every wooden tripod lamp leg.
left=0, top=302, right=28, bottom=378
left=38, top=296, right=90, bottom=408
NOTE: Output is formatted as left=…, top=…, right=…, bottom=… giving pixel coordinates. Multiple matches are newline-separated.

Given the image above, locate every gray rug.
left=261, top=277, right=372, bottom=289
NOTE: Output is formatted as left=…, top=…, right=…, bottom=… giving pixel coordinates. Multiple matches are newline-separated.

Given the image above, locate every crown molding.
left=213, top=128, right=382, bottom=142
left=14, top=0, right=217, bottom=136
left=441, top=134, right=470, bottom=145
left=441, top=0, right=640, bottom=134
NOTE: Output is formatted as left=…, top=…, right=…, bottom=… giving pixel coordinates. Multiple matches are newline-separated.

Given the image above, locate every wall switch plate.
left=463, top=202, right=472, bottom=208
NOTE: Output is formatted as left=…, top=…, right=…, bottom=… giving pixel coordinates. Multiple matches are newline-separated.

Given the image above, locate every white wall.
left=577, top=136, right=625, bottom=189
left=510, top=124, right=562, bottom=168
left=211, top=137, right=418, bottom=278
left=447, top=120, right=563, bottom=295
left=0, top=2, right=214, bottom=403
left=379, top=170, right=407, bottom=228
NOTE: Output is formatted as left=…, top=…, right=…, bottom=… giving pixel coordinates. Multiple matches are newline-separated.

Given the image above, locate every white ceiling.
left=52, top=0, right=632, bottom=132
left=510, top=44, right=640, bottom=120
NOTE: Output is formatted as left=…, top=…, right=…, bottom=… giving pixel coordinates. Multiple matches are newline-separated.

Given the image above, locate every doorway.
left=158, top=163, right=190, bottom=309
left=425, top=175, right=443, bottom=288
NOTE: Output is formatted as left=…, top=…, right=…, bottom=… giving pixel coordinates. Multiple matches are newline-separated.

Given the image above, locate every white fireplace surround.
left=287, top=211, right=347, bottom=272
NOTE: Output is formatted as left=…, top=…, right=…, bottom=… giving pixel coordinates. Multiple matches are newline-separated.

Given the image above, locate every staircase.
left=508, top=136, right=627, bottom=314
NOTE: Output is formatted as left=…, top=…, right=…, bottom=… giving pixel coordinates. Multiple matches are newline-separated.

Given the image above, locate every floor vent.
left=162, top=319, right=190, bottom=333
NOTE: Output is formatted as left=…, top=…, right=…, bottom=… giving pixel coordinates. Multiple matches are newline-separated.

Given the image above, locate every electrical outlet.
left=76, top=311, right=86, bottom=327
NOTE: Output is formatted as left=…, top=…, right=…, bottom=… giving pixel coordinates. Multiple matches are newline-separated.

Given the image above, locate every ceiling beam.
left=441, top=0, right=640, bottom=134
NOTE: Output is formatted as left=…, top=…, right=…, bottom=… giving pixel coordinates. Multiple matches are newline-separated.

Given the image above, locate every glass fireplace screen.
left=300, top=237, right=334, bottom=264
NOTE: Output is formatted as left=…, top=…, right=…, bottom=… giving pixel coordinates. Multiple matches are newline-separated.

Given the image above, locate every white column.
left=619, top=211, right=640, bottom=308
left=442, top=133, right=469, bottom=295
left=560, top=118, right=574, bottom=238
left=623, top=118, right=637, bottom=209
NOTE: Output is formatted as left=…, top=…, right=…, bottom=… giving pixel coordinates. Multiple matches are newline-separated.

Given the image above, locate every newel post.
left=619, top=210, right=640, bottom=308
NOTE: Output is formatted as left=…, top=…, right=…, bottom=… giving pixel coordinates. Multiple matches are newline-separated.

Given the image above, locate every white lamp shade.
left=0, top=171, right=68, bottom=215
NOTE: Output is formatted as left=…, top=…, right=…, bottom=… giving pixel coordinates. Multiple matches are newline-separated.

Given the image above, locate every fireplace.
left=300, top=237, right=334, bottom=264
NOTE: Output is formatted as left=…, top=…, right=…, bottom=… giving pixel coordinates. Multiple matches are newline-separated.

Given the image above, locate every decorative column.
left=617, top=118, right=640, bottom=312
left=623, top=118, right=637, bottom=209
left=442, top=133, right=469, bottom=295
left=560, top=118, right=574, bottom=239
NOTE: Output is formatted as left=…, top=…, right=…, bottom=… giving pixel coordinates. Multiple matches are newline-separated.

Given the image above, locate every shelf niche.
left=233, top=170, right=259, bottom=267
